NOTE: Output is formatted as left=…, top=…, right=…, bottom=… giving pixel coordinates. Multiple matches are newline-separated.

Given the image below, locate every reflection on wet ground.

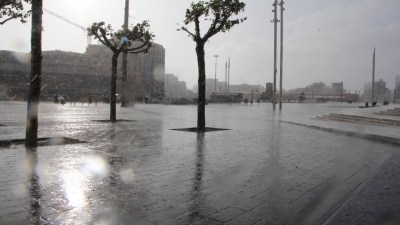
left=0, top=102, right=399, bottom=224
left=26, top=148, right=42, bottom=224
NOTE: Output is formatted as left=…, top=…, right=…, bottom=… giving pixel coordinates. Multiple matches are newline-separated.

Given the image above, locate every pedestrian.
left=54, top=94, right=58, bottom=104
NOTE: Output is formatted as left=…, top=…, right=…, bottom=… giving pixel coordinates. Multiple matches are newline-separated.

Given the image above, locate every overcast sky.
left=1, top=0, right=399, bottom=93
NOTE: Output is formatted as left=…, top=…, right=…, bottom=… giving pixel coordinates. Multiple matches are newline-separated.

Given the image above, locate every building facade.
left=364, top=79, right=389, bottom=102
left=0, top=42, right=165, bottom=101
left=331, top=82, right=343, bottom=94
left=165, top=74, right=190, bottom=99
left=0, top=50, right=109, bottom=101
left=193, top=80, right=266, bottom=99
left=86, top=42, right=165, bottom=99
left=395, top=75, right=400, bottom=103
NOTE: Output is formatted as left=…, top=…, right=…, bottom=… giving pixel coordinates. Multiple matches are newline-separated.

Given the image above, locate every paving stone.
left=233, top=198, right=265, bottom=211
left=0, top=206, right=25, bottom=216
left=208, top=207, right=245, bottom=223
left=191, top=218, right=223, bottom=225
left=174, top=208, right=216, bottom=224
left=0, top=102, right=399, bottom=224
left=225, top=216, right=254, bottom=225
left=8, top=211, right=28, bottom=222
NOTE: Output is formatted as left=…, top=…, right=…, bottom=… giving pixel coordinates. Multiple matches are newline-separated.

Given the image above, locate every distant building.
left=86, top=42, right=165, bottom=99
left=192, top=78, right=227, bottom=99
left=259, top=82, right=273, bottom=100
left=287, top=81, right=345, bottom=96
left=266, top=83, right=273, bottom=94
left=305, top=82, right=325, bottom=94
left=227, top=83, right=264, bottom=100
left=165, top=74, right=189, bottom=99
left=364, top=79, right=389, bottom=102
left=395, top=75, right=400, bottom=103
left=229, top=83, right=265, bottom=93
left=0, top=50, right=109, bottom=100
left=193, top=81, right=266, bottom=99
left=331, top=82, right=343, bottom=94
left=0, top=42, right=166, bottom=101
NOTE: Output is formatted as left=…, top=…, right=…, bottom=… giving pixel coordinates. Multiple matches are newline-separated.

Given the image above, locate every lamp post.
left=214, top=55, right=218, bottom=93
left=121, top=0, right=129, bottom=107
left=278, top=0, right=284, bottom=110
left=271, top=0, right=279, bottom=110
left=372, top=48, right=375, bottom=103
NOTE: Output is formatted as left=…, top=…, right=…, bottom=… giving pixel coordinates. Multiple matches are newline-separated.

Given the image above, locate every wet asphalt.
left=0, top=101, right=399, bottom=224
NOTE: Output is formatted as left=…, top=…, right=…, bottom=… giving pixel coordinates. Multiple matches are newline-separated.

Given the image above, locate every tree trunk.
left=110, top=53, right=119, bottom=122
left=25, top=0, right=43, bottom=147
left=120, top=52, right=128, bottom=107
left=196, top=42, right=206, bottom=132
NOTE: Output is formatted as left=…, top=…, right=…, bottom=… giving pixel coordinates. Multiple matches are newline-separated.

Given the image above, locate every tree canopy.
left=180, top=0, right=246, bottom=43
left=87, top=20, right=154, bottom=121
left=87, top=21, right=154, bottom=54
left=0, top=0, right=31, bottom=25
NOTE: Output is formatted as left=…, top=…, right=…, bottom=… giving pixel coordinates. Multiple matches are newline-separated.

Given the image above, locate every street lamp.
left=271, top=0, right=280, bottom=110
left=214, top=55, right=218, bottom=93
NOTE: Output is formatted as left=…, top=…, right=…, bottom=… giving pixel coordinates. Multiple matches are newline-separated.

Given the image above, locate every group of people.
left=241, top=99, right=260, bottom=105
left=53, top=94, right=65, bottom=105
left=365, top=100, right=389, bottom=107
left=365, top=101, right=376, bottom=107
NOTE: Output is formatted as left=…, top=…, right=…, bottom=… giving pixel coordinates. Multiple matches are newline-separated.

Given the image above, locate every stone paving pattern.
left=0, top=102, right=399, bottom=224
left=325, top=153, right=400, bottom=224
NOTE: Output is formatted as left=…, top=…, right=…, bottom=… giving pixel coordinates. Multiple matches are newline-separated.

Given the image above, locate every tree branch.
left=211, top=16, right=228, bottom=35
left=99, top=28, right=117, bottom=52
left=117, top=42, right=127, bottom=51
left=181, top=27, right=195, bottom=38
left=91, top=32, right=108, bottom=47
left=125, top=39, right=150, bottom=51
left=194, top=15, right=201, bottom=41
left=202, top=13, right=221, bottom=41
left=126, top=48, right=149, bottom=54
left=0, top=15, right=18, bottom=25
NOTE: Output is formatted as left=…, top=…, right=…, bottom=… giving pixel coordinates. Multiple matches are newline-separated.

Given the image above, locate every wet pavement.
left=0, top=101, right=399, bottom=224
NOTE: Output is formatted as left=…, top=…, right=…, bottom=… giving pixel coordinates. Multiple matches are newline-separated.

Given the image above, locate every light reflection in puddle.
left=24, top=151, right=130, bottom=223
left=62, top=170, right=87, bottom=208
left=80, top=155, right=109, bottom=178
left=35, top=163, right=51, bottom=188
left=119, top=168, right=135, bottom=184
left=11, top=182, right=28, bottom=197
left=61, top=155, right=109, bottom=208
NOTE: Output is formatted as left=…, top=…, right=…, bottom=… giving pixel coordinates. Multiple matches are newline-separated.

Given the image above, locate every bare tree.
left=180, top=0, right=246, bottom=132
left=0, top=0, right=31, bottom=25
left=88, top=21, right=154, bottom=122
